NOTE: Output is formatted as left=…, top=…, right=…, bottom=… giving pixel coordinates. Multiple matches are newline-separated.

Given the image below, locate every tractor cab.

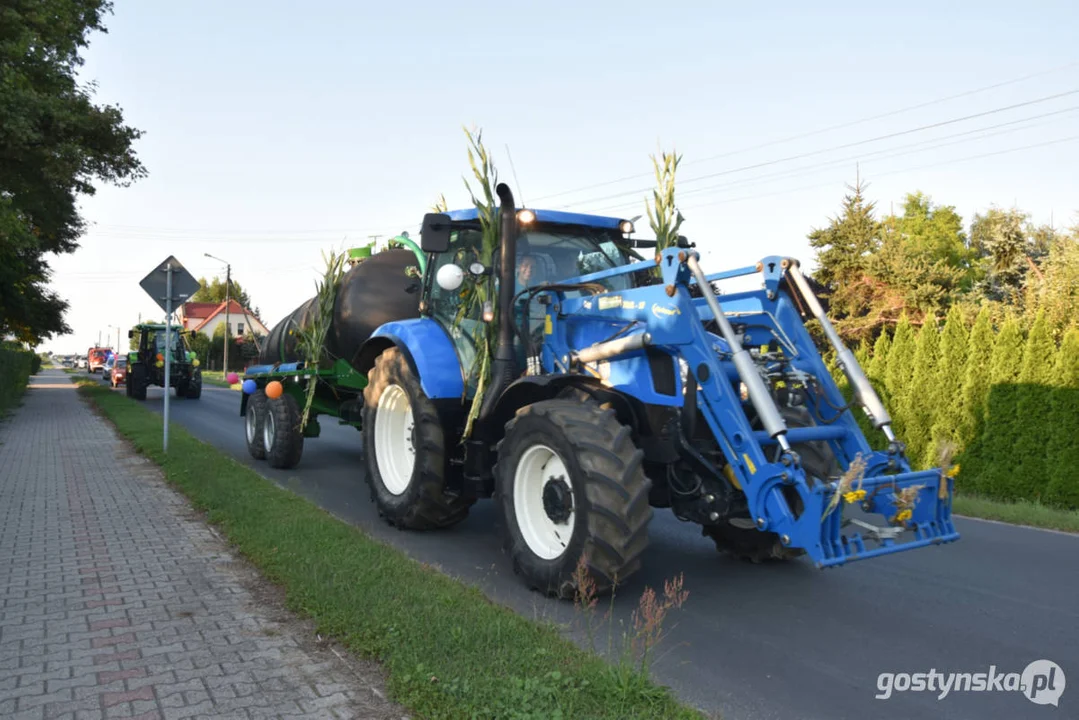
left=419, top=207, right=646, bottom=383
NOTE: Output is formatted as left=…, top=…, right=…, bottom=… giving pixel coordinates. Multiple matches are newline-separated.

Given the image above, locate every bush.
left=0, top=343, right=35, bottom=414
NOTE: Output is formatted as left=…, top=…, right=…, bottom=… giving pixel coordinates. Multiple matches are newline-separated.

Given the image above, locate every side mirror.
left=420, top=213, right=451, bottom=253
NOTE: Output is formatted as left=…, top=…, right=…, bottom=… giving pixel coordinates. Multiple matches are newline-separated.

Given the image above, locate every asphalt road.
left=117, top=378, right=1077, bottom=720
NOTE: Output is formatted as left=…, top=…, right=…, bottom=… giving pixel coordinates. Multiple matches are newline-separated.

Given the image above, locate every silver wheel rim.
left=513, top=444, right=574, bottom=561
left=246, top=403, right=257, bottom=444
left=263, top=408, right=276, bottom=451
left=374, top=384, right=415, bottom=495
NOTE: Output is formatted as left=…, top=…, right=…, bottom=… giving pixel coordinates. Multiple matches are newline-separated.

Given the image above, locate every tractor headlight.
left=619, top=219, right=635, bottom=234
left=517, top=209, right=536, bottom=225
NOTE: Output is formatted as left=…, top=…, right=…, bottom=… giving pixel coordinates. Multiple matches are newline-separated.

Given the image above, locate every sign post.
left=139, top=256, right=201, bottom=453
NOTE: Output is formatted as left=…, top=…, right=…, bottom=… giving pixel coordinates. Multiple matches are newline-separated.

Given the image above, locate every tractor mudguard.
left=360, top=319, right=465, bottom=400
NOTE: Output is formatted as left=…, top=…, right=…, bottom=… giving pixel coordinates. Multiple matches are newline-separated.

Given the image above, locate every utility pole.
left=205, top=253, right=232, bottom=373
left=224, top=262, right=231, bottom=373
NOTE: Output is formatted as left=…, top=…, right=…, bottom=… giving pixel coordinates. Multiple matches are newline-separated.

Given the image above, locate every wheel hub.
left=542, top=476, right=573, bottom=524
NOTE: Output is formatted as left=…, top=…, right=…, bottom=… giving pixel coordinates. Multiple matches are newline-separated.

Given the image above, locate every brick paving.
left=0, top=370, right=407, bottom=720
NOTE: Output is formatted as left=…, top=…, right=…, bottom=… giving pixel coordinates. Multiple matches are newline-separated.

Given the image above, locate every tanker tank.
left=258, top=248, right=423, bottom=367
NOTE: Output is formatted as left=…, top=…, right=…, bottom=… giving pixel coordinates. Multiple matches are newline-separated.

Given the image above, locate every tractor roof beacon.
left=126, top=323, right=203, bottom=402
left=240, top=183, right=959, bottom=600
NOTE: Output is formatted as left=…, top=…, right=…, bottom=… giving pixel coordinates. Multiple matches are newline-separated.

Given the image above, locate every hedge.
left=0, top=343, right=36, bottom=414
left=831, top=309, right=1079, bottom=510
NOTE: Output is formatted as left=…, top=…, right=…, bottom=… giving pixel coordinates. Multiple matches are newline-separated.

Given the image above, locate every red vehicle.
left=87, top=347, right=110, bottom=373
left=108, top=356, right=127, bottom=388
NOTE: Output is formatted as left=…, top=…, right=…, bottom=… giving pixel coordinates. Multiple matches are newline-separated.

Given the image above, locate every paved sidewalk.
left=0, top=370, right=406, bottom=720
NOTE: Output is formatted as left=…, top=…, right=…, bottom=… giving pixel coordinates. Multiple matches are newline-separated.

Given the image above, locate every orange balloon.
left=265, top=380, right=283, bottom=399
left=156, top=353, right=164, bottom=361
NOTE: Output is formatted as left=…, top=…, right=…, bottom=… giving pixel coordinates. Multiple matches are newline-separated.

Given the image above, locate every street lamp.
left=107, top=324, right=120, bottom=355
left=204, top=253, right=231, bottom=373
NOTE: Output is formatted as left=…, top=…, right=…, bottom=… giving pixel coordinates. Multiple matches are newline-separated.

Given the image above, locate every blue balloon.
left=242, top=379, right=257, bottom=394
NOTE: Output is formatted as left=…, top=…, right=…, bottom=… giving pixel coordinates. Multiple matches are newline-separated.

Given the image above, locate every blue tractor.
left=247, top=183, right=960, bottom=598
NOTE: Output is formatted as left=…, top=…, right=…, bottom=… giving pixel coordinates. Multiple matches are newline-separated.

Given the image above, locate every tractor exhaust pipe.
left=477, top=183, right=520, bottom=422
left=784, top=258, right=896, bottom=441
left=685, top=253, right=792, bottom=453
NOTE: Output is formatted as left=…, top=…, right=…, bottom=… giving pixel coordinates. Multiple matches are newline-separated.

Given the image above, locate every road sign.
left=139, top=256, right=201, bottom=453
left=139, top=256, right=201, bottom=314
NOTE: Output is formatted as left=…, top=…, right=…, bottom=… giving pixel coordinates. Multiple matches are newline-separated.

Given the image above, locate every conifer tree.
left=868, top=329, right=891, bottom=390
left=956, top=306, right=995, bottom=450
left=1045, top=328, right=1079, bottom=509
left=902, top=319, right=941, bottom=467
left=883, top=313, right=916, bottom=438
left=979, top=314, right=1024, bottom=499
left=1013, top=310, right=1056, bottom=500
left=927, top=305, right=970, bottom=465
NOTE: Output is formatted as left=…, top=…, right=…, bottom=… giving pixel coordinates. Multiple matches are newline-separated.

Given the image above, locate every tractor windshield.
left=515, top=227, right=637, bottom=294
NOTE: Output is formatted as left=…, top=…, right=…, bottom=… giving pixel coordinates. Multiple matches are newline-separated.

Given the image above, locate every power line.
left=527, top=60, right=1079, bottom=203
left=673, top=134, right=1079, bottom=212
left=557, top=88, right=1079, bottom=210
left=578, top=106, right=1079, bottom=215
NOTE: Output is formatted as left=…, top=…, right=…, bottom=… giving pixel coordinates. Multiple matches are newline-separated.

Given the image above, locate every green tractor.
left=126, top=323, right=203, bottom=401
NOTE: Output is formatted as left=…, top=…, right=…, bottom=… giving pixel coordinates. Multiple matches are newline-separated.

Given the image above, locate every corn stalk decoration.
left=645, top=150, right=684, bottom=277
left=454, top=126, right=501, bottom=441
left=293, top=248, right=348, bottom=431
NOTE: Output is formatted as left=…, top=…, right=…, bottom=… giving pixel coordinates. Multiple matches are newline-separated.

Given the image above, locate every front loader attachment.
left=670, top=249, right=960, bottom=567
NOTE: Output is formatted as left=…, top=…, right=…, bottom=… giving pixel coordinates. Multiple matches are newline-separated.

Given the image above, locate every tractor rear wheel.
left=264, top=393, right=304, bottom=469
left=494, top=399, right=652, bottom=599
left=245, top=389, right=268, bottom=460
left=706, top=404, right=841, bottom=563
left=361, top=347, right=472, bottom=529
left=130, top=363, right=147, bottom=401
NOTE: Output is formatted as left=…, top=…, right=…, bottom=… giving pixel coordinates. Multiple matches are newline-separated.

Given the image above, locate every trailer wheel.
left=245, top=389, right=268, bottom=460
left=130, top=363, right=147, bottom=401
left=707, top=404, right=841, bottom=563
left=264, top=393, right=304, bottom=469
left=185, top=369, right=202, bottom=399
left=494, top=399, right=652, bottom=599
left=361, top=347, right=472, bottom=530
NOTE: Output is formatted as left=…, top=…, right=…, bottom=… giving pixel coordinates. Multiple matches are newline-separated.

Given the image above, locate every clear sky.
left=43, top=0, right=1079, bottom=354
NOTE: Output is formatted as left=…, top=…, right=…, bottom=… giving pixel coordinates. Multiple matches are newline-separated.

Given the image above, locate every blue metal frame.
left=536, top=248, right=958, bottom=567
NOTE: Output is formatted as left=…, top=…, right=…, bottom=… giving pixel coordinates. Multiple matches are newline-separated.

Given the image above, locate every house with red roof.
left=178, top=300, right=268, bottom=338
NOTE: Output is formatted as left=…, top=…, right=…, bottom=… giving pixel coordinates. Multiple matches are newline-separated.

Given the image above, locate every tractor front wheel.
left=185, top=369, right=202, bottom=399
left=361, top=347, right=472, bottom=530
left=494, top=399, right=652, bottom=599
left=263, top=393, right=304, bottom=469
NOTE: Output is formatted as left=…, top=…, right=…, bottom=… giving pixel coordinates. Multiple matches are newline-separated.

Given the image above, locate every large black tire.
left=361, top=347, right=473, bottom=530
left=264, top=393, right=304, bottom=469
left=245, top=389, right=268, bottom=460
left=494, top=399, right=652, bottom=599
left=706, top=404, right=841, bottom=563
left=130, top=363, right=147, bottom=401
left=185, top=369, right=202, bottom=399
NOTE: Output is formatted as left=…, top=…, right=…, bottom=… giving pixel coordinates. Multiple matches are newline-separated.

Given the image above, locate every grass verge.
left=953, top=493, right=1079, bottom=533
left=73, top=378, right=704, bottom=720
